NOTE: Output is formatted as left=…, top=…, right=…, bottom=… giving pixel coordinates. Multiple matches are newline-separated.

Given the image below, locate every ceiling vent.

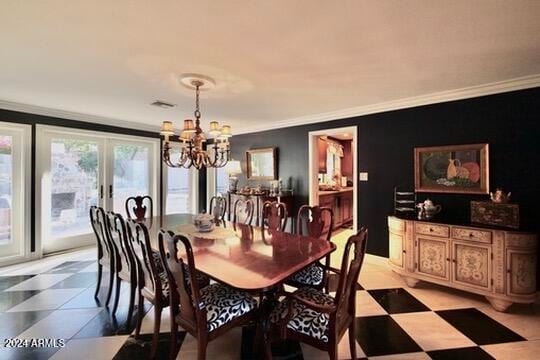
left=150, top=100, right=176, bottom=109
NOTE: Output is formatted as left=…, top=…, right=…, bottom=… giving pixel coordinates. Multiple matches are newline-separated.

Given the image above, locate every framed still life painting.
left=414, top=143, right=489, bottom=194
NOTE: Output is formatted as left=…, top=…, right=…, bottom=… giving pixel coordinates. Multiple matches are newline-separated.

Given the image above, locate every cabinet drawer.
left=388, top=217, right=405, bottom=232
left=415, top=223, right=449, bottom=238
left=452, top=227, right=492, bottom=244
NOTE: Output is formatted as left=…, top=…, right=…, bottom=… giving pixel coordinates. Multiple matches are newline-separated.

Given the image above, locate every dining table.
left=143, top=214, right=336, bottom=293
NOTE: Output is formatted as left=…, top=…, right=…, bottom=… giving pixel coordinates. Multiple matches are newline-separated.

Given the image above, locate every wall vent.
left=150, top=100, right=176, bottom=108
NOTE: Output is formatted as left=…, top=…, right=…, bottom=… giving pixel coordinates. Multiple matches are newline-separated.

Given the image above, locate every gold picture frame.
left=414, top=143, right=489, bottom=194
left=246, top=147, right=277, bottom=180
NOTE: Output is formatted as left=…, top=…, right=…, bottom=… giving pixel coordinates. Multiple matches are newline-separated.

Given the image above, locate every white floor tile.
left=391, top=311, right=475, bottom=351
left=4, top=273, right=73, bottom=291
left=369, top=352, right=431, bottom=360
left=7, top=288, right=86, bottom=312
left=49, top=335, right=129, bottom=360
left=17, top=308, right=103, bottom=339
left=482, top=339, right=540, bottom=359
left=355, top=290, right=388, bottom=317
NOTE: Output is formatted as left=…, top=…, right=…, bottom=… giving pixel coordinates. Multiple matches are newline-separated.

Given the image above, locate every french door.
left=0, top=122, right=31, bottom=264
left=37, top=126, right=158, bottom=254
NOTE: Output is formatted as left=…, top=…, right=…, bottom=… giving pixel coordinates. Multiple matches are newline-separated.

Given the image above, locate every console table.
left=387, top=215, right=537, bottom=312
left=226, top=192, right=294, bottom=227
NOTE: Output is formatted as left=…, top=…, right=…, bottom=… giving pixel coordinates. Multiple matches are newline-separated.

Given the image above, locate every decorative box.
left=470, top=201, right=519, bottom=229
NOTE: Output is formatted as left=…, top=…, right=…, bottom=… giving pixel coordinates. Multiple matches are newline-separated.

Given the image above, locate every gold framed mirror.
left=246, top=147, right=277, bottom=180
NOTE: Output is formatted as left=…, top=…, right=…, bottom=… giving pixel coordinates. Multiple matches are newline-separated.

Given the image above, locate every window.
left=0, top=122, right=31, bottom=263
left=216, top=166, right=229, bottom=195
left=163, top=147, right=197, bottom=215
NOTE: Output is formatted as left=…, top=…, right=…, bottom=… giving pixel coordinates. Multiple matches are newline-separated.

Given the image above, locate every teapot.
left=417, top=199, right=442, bottom=220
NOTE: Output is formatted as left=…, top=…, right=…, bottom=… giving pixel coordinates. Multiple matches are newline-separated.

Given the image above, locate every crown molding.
left=0, top=100, right=160, bottom=133
left=235, top=74, right=540, bottom=135
left=1, top=74, right=539, bottom=136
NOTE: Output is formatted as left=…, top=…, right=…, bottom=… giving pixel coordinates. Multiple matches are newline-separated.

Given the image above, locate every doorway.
left=308, top=126, right=358, bottom=233
left=36, top=126, right=159, bottom=254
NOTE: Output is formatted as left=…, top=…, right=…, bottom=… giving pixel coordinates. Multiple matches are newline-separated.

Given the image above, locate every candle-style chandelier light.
left=159, top=76, right=231, bottom=169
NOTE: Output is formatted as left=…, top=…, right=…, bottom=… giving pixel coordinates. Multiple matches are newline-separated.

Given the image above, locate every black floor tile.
left=428, top=346, right=495, bottom=360
left=73, top=304, right=151, bottom=338
left=436, top=308, right=525, bottom=345
left=354, top=315, right=422, bottom=357
left=0, top=275, right=37, bottom=291
left=327, top=273, right=363, bottom=292
left=50, top=272, right=98, bottom=289
left=0, top=344, right=61, bottom=360
left=113, top=332, right=186, bottom=360
left=0, top=310, right=52, bottom=339
left=0, top=290, right=41, bottom=312
left=367, top=288, right=430, bottom=314
left=240, top=325, right=304, bottom=360
left=46, top=260, right=95, bottom=274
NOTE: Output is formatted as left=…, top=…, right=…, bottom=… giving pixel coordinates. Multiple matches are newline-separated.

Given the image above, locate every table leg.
left=255, top=288, right=279, bottom=359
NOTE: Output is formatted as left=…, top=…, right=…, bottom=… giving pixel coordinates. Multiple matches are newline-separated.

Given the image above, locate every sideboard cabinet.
left=388, top=216, right=537, bottom=312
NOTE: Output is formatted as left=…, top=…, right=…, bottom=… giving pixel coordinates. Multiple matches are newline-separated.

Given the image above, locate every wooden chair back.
left=262, top=201, right=288, bottom=232
left=233, top=198, right=254, bottom=225
left=125, top=195, right=153, bottom=221
left=126, top=219, right=163, bottom=298
left=90, top=206, right=111, bottom=261
left=209, top=195, right=227, bottom=222
left=158, top=230, right=203, bottom=333
left=297, top=205, right=333, bottom=241
left=105, top=211, right=133, bottom=276
left=334, top=228, right=368, bottom=330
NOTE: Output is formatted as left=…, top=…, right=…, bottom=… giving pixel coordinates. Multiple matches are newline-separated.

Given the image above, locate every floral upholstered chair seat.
left=270, top=287, right=334, bottom=342
left=288, top=263, right=324, bottom=287
left=199, top=283, right=258, bottom=332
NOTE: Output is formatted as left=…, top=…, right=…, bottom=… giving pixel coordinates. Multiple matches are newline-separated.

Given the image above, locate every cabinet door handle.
left=507, top=269, right=511, bottom=274
left=446, top=257, right=450, bottom=262
left=469, top=233, right=474, bottom=237
left=100, top=185, right=104, bottom=199
left=402, top=250, right=406, bottom=254
left=452, top=259, right=456, bottom=263
left=429, top=228, right=434, bottom=232
left=109, top=185, right=113, bottom=199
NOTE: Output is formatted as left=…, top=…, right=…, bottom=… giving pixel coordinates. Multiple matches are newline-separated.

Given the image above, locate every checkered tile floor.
left=0, top=247, right=539, bottom=359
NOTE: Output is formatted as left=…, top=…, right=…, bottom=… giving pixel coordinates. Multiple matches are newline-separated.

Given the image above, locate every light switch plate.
left=359, top=172, right=368, bottom=181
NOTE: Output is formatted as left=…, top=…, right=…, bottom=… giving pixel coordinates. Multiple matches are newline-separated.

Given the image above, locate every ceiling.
left=1, top=1, right=539, bottom=134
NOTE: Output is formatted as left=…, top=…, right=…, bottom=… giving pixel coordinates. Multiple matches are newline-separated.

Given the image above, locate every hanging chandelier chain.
left=194, top=83, right=201, bottom=121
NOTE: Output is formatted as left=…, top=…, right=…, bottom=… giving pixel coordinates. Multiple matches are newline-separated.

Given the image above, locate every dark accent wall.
left=229, top=88, right=540, bottom=258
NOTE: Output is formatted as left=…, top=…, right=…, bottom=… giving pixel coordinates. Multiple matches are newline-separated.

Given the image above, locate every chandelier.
left=159, top=76, right=231, bottom=169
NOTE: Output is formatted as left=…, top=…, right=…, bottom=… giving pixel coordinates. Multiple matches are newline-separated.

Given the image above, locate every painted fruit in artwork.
left=423, top=154, right=448, bottom=180
left=462, top=162, right=480, bottom=183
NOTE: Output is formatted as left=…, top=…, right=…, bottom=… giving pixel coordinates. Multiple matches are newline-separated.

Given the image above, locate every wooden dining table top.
left=142, top=214, right=336, bottom=292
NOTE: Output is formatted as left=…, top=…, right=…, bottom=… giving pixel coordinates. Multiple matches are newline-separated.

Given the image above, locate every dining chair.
left=233, top=198, right=254, bottom=225
left=287, top=205, right=334, bottom=291
left=269, top=228, right=368, bottom=360
left=126, top=219, right=169, bottom=359
left=262, top=201, right=288, bottom=232
left=89, top=206, right=115, bottom=305
left=158, top=230, right=258, bottom=360
left=104, top=211, right=137, bottom=325
left=209, top=195, right=227, bottom=223
left=125, top=195, right=153, bottom=221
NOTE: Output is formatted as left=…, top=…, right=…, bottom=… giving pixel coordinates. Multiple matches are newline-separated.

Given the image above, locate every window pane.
left=113, top=144, right=149, bottom=215
left=50, top=139, right=98, bottom=238
left=0, top=135, right=12, bottom=245
left=216, top=167, right=229, bottom=195
left=166, top=167, right=191, bottom=214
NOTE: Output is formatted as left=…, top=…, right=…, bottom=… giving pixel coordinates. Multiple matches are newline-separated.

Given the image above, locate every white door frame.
left=308, top=126, right=358, bottom=232
left=36, top=125, right=159, bottom=255
left=0, top=122, right=32, bottom=266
